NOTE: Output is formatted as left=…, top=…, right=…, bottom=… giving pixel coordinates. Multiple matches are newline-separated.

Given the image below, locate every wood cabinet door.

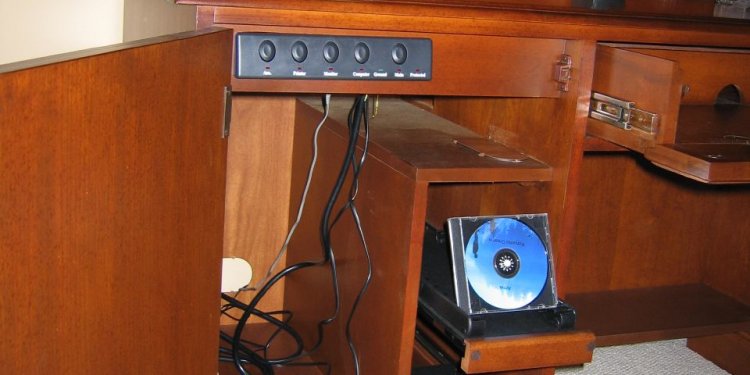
left=0, top=29, right=231, bottom=374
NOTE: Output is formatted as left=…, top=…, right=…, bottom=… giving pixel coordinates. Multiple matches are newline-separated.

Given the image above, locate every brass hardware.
left=371, top=95, right=379, bottom=119
left=222, top=86, right=232, bottom=138
left=555, top=55, right=573, bottom=92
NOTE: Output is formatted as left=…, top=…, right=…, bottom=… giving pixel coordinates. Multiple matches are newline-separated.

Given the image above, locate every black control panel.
left=235, top=33, right=432, bottom=81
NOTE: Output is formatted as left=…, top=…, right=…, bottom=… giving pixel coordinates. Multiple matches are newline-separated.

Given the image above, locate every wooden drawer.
left=587, top=44, right=750, bottom=184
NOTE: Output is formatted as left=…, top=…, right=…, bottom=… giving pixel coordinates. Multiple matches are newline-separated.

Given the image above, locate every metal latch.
left=555, top=55, right=572, bottom=92
left=590, top=92, right=659, bottom=133
left=222, top=85, right=232, bottom=138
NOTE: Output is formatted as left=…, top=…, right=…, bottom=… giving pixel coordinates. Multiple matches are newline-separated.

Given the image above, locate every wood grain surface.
left=0, top=29, right=231, bottom=374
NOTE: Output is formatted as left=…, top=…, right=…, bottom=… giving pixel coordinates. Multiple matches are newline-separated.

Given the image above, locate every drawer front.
left=588, top=44, right=683, bottom=151
left=629, top=47, right=750, bottom=106
left=588, top=44, right=750, bottom=184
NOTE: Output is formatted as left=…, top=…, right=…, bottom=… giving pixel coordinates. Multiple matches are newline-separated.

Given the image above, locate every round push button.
left=391, top=43, right=407, bottom=65
left=354, top=42, right=370, bottom=64
left=258, top=40, right=276, bottom=62
left=323, top=41, right=340, bottom=63
left=291, top=41, right=308, bottom=63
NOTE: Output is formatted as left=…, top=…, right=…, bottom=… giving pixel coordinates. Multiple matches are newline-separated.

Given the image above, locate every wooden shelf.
left=583, top=135, right=630, bottom=152
left=565, top=284, right=750, bottom=347
left=588, top=106, right=750, bottom=183
left=644, top=105, right=750, bottom=184
left=674, top=105, right=750, bottom=144
left=588, top=44, right=750, bottom=184
left=304, top=97, right=553, bottom=183
left=645, top=143, right=750, bottom=183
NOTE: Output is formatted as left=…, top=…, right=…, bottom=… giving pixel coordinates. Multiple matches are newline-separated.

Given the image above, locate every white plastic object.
left=221, top=257, right=253, bottom=293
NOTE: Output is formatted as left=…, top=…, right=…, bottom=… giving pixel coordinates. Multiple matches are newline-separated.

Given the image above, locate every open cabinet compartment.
left=587, top=43, right=750, bottom=184
left=568, top=48, right=750, bottom=363
left=565, top=150, right=750, bottom=346
left=278, top=96, right=593, bottom=375
left=215, top=27, right=597, bottom=374
left=561, top=43, right=750, bottom=365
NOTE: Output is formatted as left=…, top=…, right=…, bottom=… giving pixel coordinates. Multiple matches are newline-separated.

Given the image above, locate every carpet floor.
left=555, top=339, right=730, bottom=375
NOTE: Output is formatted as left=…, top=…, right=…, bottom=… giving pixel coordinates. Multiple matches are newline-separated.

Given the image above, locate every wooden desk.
left=185, top=1, right=750, bottom=374
left=3, top=1, right=749, bottom=374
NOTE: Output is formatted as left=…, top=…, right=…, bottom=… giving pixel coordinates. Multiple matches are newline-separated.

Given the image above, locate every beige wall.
left=0, top=0, right=195, bottom=65
left=124, top=0, right=196, bottom=43
left=0, top=0, right=124, bottom=65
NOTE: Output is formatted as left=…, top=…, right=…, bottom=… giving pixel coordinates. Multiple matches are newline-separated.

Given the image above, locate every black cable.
left=221, top=294, right=304, bottom=362
left=345, top=99, right=373, bottom=375
left=224, top=95, right=339, bottom=374
left=320, top=95, right=365, bottom=262
left=230, top=260, right=320, bottom=374
left=305, top=94, right=367, bottom=350
left=327, top=96, right=373, bottom=375
left=222, top=95, right=371, bottom=375
left=279, top=95, right=367, bottom=362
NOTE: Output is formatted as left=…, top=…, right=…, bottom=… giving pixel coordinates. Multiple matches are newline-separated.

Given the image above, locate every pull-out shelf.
left=645, top=105, right=750, bottom=183
left=587, top=44, right=750, bottom=184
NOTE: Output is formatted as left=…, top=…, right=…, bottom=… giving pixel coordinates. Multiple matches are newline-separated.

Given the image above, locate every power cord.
left=328, top=95, right=373, bottom=375
left=221, top=94, right=335, bottom=375
left=220, top=94, right=372, bottom=375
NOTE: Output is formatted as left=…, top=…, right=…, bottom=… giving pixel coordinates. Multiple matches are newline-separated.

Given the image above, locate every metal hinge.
left=590, top=92, right=659, bottom=133
left=222, top=85, right=232, bottom=138
left=555, top=54, right=573, bottom=92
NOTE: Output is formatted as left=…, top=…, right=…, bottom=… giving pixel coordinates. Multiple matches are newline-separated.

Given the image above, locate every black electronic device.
left=418, top=215, right=576, bottom=350
left=235, top=33, right=432, bottom=80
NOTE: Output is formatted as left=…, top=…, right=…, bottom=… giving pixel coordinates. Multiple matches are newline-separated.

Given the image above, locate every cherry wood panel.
left=675, top=105, right=750, bottom=144
left=313, top=97, right=553, bottom=182
left=0, top=29, right=231, bottom=374
left=688, top=332, right=750, bottom=375
left=429, top=40, right=596, bottom=296
left=461, top=331, right=594, bottom=374
left=425, top=183, right=486, bottom=228
left=415, top=316, right=591, bottom=375
left=215, top=23, right=567, bottom=96
left=185, top=0, right=724, bottom=20
left=622, top=46, right=750, bottom=105
left=283, top=99, right=428, bottom=375
left=588, top=46, right=750, bottom=184
left=566, top=285, right=750, bottom=347
left=221, top=95, right=297, bottom=318
left=183, top=1, right=750, bottom=48
left=583, top=135, right=629, bottom=152
left=178, top=2, right=750, bottom=374
left=279, top=96, right=596, bottom=375
left=645, top=143, right=750, bottom=184
left=588, top=45, right=683, bottom=149
left=568, top=152, right=750, bottom=306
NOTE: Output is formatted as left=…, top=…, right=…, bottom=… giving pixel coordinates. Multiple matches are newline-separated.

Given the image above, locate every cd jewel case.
left=418, top=214, right=575, bottom=341
left=447, top=214, right=558, bottom=315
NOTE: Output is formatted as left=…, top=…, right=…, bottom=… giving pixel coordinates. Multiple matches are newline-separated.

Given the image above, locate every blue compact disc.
left=464, top=218, right=548, bottom=310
